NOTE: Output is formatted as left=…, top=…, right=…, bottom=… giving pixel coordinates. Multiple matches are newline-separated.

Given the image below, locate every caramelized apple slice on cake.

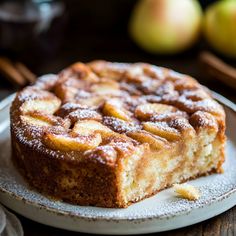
left=20, top=92, right=61, bottom=115
left=72, top=120, right=114, bottom=137
left=43, top=132, right=102, bottom=152
left=143, top=121, right=181, bottom=141
left=103, top=98, right=132, bottom=121
left=21, top=112, right=70, bottom=128
left=135, top=103, right=177, bottom=120
left=127, top=130, right=168, bottom=150
left=10, top=60, right=226, bottom=208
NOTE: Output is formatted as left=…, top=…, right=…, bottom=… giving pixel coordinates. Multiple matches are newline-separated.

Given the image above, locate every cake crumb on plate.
left=174, top=184, right=200, bottom=201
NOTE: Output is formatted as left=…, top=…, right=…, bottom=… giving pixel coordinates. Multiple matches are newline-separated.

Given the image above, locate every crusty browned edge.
left=9, top=61, right=226, bottom=209
left=10, top=105, right=226, bottom=209
left=9, top=91, right=126, bottom=208
left=11, top=133, right=123, bottom=208
left=11, top=132, right=222, bottom=209
left=10, top=99, right=226, bottom=209
left=11, top=125, right=224, bottom=209
left=217, top=118, right=226, bottom=173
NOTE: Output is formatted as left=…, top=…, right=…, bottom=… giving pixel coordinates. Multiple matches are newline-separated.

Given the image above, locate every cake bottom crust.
left=11, top=127, right=224, bottom=208
left=13, top=152, right=218, bottom=208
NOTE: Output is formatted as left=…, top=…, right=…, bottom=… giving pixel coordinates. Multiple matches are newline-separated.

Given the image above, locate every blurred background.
left=0, top=0, right=235, bottom=101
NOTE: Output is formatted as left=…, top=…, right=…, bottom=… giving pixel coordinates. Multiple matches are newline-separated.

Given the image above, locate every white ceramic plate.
left=0, top=93, right=236, bottom=235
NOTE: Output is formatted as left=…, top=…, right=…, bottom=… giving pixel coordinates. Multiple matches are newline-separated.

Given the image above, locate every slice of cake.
left=10, top=61, right=226, bottom=208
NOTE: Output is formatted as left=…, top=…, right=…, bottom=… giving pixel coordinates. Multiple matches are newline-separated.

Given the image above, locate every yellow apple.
left=204, top=0, right=236, bottom=58
left=129, top=0, right=202, bottom=54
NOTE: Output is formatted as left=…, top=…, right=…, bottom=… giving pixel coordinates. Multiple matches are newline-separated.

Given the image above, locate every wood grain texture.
left=15, top=206, right=235, bottom=235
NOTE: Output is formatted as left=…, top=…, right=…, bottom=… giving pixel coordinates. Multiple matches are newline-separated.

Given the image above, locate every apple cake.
left=10, top=61, right=226, bottom=208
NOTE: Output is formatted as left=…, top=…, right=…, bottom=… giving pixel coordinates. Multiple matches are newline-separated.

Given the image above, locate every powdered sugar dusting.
left=69, top=109, right=101, bottom=121
left=5, top=61, right=229, bottom=227
left=11, top=61, right=225, bottom=155
left=84, top=145, right=117, bottom=165
left=0, top=95, right=235, bottom=228
left=13, top=119, right=44, bottom=149
left=0, top=124, right=235, bottom=220
left=103, top=116, right=140, bottom=133
left=169, top=117, right=192, bottom=131
left=34, top=74, right=58, bottom=90
left=61, top=102, right=89, bottom=111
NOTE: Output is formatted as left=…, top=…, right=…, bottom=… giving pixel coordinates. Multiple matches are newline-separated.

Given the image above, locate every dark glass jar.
left=0, top=0, right=66, bottom=68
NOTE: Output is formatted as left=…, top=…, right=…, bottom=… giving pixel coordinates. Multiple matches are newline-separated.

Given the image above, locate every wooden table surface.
left=1, top=35, right=236, bottom=236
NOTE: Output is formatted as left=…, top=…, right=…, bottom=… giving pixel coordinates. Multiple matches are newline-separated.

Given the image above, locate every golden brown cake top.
left=11, top=61, right=225, bottom=165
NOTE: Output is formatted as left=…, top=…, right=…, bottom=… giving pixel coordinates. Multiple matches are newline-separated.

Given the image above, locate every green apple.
left=129, top=0, right=202, bottom=54
left=204, top=0, right=236, bottom=58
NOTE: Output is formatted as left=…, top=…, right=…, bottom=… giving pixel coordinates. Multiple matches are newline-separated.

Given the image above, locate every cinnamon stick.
left=0, top=57, right=26, bottom=86
left=199, top=51, right=236, bottom=90
left=15, top=62, right=37, bottom=83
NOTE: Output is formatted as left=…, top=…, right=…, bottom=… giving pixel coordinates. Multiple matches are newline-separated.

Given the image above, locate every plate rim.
left=0, top=91, right=236, bottom=222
